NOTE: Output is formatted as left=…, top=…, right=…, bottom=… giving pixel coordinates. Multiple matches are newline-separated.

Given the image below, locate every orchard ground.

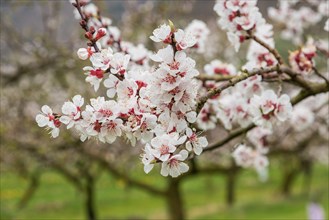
left=1, top=162, right=328, bottom=220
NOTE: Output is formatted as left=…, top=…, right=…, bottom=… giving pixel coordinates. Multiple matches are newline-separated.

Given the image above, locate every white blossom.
left=142, top=144, right=155, bottom=174
left=185, top=128, right=208, bottom=155
left=160, top=150, right=189, bottom=177
left=249, top=90, right=292, bottom=129
left=36, top=105, right=60, bottom=138
left=60, top=95, right=84, bottom=129
left=150, top=24, right=172, bottom=43
left=174, top=29, right=197, bottom=50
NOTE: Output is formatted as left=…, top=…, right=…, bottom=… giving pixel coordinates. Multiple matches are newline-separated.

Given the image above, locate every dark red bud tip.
left=119, top=69, right=126, bottom=75
left=80, top=20, right=87, bottom=27
left=89, top=26, right=95, bottom=34
left=72, top=3, right=77, bottom=7
left=176, top=44, right=183, bottom=51
left=239, top=35, right=245, bottom=43
left=85, top=32, right=93, bottom=40
left=95, top=28, right=107, bottom=41
left=79, top=1, right=87, bottom=6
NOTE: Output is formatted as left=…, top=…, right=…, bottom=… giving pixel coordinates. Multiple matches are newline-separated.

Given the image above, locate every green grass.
left=0, top=162, right=328, bottom=220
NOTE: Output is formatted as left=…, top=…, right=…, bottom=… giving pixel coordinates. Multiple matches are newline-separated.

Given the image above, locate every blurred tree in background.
left=0, top=1, right=328, bottom=220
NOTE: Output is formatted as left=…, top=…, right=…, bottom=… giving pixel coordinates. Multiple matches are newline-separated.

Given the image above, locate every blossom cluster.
left=35, top=0, right=325, bottom=180
left=289, top=39, right=317, bottom=75
left=197, top=60, right=239, bottom=130
left=243, top=23, right=277, bottom=71
left=72, top=0, right=152, bottom=92
left=213, top=0, right=278, bottom=74
left=249, top=90, right=292, bottom=130
left=232, top=142, right=269, bottom=181
left=192, top=1, right=297, bottom=177
left=268, top=0, right=328, bottom=45
left=184, top=20, right=210, bottom=53
left=214, top=0, right=266, bottom=52
left=202, top=0, right=293, bottom=137
left=197, top=74, right=292, bottom=132
left=291, top=105, right=315, bottom=132
left=36, top=0, right=212, bottom=177
left=141, top=23, right=209, bottom=176
left=204, top=60, right=237, bottom=77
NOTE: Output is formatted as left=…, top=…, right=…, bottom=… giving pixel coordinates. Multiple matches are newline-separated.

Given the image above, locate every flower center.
left=160, top=145, right=170, bottom=156
left=169, top=158, right=179, bottom=168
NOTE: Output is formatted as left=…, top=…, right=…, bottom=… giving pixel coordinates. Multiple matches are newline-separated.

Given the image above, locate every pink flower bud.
left=77, top=48, right=89, bottom=60
left=79, top=1, right=87, bottom=6
left=95, top=28, right=107, bottom=41
left=89, top=26, right=95, bottom=34
left=84, top=32, right=93, bottom=40
left=79, top=20, right=87, bottom=27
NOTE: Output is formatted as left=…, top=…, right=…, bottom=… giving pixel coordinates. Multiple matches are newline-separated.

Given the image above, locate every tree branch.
left=203, top=123, right=255, bottom=153
left=269, top=131, right=317, bottom=156
left=247, top=32, right=315, bottom=91
left=280, top=66, right=315, bottom=91
left=196, top=66, right=280, bottom=113
left=313, top=67, right=329, bottom=85
left=17, top=171, right=41, bottom=209
left=80, top=148, right=166, bottom=196
left=73, top=0, right=100, bottom=52
left=20, top=143, right=84, bottom=190
left=195, top=63, right=323, bottom=115
left=248, top=33, right=284, bottom=65
left=196, top=74, right=234, bottom=82
left=197, top=82, right=329, bottom=155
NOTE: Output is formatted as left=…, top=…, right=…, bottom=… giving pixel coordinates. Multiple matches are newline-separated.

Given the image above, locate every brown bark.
left=281, top=168, right=299, bottom=196
left=17, top=172, right=40, bottom=209
left=226, top=171, right=236, bottom=206
left=300, top=159, right=313, bottom=196
left=84, top=175, right=97, bottom=220
left=166, top=178, right=185, bottom=220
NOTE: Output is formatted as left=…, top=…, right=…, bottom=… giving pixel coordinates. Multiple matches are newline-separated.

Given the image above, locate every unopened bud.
left=89, top=26, right=95, bottom=34
left=77, top=48, right=89, bottom=60
left=95, top=28, right=107, bottom=41
left=80, top=20, right=87, bottom=27
left=239, top=35, right=245, bottom=43
left=85, top=32, right=93, bottom=40
left=168, top=19, right=175, bottom=32
left=79, top=1, right=87, bottom=6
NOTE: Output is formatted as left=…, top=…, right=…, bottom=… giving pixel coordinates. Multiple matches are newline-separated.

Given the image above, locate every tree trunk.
left=17, top=173, right=40, bottom=209
left=166, top=178, right=185, bottom=220
left=301, top=159, right=313, bottom=196
left=281, top=169, right=298, bottom=196
left=226, top=169, right=237, bottom=206
left=85, top=176, right=97, bottom=220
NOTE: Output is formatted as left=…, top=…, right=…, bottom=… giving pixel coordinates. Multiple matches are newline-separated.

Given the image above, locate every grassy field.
left=0, top=162, right=328, bottom=220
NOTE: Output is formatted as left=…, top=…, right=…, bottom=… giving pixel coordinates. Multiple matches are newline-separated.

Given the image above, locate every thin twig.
left=203, top=123, right=256, bottom=153
left=196, top=66, right=280, bottom=113
left=80, top=148, right=166, bottom=196
left=75, top=0, right=87, bottom=22
left=247, top=32, right=314, bottom=92
left=249, top=33, right=284, bottom=65
left=280, top=66, right=314, bottom=91
left=313, top=67, right=329, bottom=85
left=194, top=82, right=329, bottom=156
left=74, top=0, right=100, bottom=52
left=269, top=130, right=317, bottom=156
left=197, top=74, right=234, bottom=82
left=195, top=64, right=315, bottom=114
